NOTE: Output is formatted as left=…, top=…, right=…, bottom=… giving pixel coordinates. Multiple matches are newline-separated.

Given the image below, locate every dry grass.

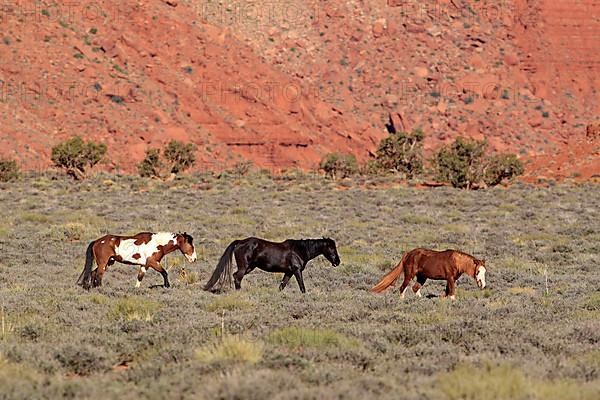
left=107, top=297, right=161, bottom=322
left=0, top=175, right=597, bottom=398
left=0, top=306, right=16, bottom=341
left=195, top=335, right=263, bottom=365
left=435, top=363, right=600, bottom=400
left=267, top=327, right=355, bottom=350
left=204, top=294, right=254, bottom=312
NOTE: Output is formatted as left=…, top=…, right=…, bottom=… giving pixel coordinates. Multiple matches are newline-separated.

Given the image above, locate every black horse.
left=204, top=237, right=340, bottom=293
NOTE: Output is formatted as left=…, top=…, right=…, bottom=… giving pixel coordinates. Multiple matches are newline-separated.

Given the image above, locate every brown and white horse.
left=77, top=232, right=197, bottom=289
left=370, top=248, right=486, bottom=299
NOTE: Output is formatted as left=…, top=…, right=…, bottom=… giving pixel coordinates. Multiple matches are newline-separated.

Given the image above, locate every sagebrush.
left=51, top=136, right=107, bottom=180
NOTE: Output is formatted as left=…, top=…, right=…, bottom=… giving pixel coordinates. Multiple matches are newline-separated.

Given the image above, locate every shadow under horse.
left=203, top=237, right=340, bottom=293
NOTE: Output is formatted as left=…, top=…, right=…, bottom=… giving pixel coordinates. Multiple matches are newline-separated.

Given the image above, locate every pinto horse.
left=203, top=237, right=340, bottom=293
left=77, top=232, right=197, bottom=289
left=371, top=248, right=486, bottom=299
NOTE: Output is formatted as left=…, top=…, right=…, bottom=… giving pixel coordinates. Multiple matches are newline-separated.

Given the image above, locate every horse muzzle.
left=186, top=251, right=197, bottom=263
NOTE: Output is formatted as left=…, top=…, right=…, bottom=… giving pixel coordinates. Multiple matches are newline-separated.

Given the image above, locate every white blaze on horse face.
left=476, top=266, right=487, bottom=289
left=185, top=249, right=197, bottom=263
left=116, top=232, right=176, bottom=265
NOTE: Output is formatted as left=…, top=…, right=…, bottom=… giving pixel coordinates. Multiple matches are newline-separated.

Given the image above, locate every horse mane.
left=447, top=249, right=482, bottom=277
left=447, top=249, right=483, bottom=262
left=293, top=238, right=326, bottom=260
left=176, top=232, right=193, bottom=244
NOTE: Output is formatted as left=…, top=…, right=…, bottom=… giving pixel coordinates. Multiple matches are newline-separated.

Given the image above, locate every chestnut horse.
left=77, top=232, right=197, bottom=289
left=371, top=248, right=486, bottom=299
left=204, top=237, right=340, bottom=293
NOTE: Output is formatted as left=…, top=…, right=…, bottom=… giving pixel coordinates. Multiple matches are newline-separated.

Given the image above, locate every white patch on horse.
left=185, top=249, right=197, bottom=263
left=135, top=267, right=147, bottom=288
left=101, top=240, right=105, bottom=244
left=415, top=288, right=422, bottom=298
left=476, top=266, right=487, bottom=289
left=450, top=295, right=456, bottom=300
left=116, top=232, right=176, bottom=266
left=401, top=286, right=409, bottom=299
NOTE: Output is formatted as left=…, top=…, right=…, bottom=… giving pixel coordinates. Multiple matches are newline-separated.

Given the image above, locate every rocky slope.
left=0, top=0, right=598, bottom=179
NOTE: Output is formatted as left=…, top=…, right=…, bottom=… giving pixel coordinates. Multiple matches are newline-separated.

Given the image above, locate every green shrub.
left=483, top=153, right=524, bottom=186
left=138, top=148, right=163, bottom=178
left=432, top=138, right=524, bottom=188
left=229, top=161, right=254, bottom=176
left=361, top=159, right=385, bottom=176
left=195, top=335, right=263, bottom=365
left=432, top=137, right=486, bottom=188
left=319, top=153, right=358, bottom=179
left=163, top=140, right=196, bottom=174
left=436, top=364, right=529, bottom=400
left=582, top=292, right=600, bottom=311
left=51, top=136, right=107, bottom=179
left=436, top=363, right=600, bottom=400
left=108, top=297, right=161, bottom=322
left=204, top=294, right=253, bottom=312
left=47, top=222, right=86, bottom=241
left=0, top=158, right=19, bottom=182
left=373, top=128, right=424, bottom=177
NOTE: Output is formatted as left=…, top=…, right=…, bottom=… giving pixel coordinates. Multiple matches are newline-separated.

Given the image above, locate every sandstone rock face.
left=372, top=19, right=387, bottom=38
left=0, top=0, right=597, bottom=181
left=587, top=123, right=600, bottom=141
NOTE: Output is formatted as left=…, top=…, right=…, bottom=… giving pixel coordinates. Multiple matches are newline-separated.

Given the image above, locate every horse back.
left=407, top=248, right=472, bottom=280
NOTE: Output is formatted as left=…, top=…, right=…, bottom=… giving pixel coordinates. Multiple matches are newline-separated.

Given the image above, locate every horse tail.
left=77, top=241, right=96, bottom=290
left=204, top=240, right=239, bottom=291
left=370, top=253, right=408, bottom=293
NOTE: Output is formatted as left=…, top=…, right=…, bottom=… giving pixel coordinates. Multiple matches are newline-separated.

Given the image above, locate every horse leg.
left=279, top=272, right=293, bottom=291
left=293, top=271, right=306, bottom=293
left=445, top=278, right=456, bottom=300
left=397, top=264, right=416, bottom=299
left=233, top=260, right=250, bottom=290
left=136, top=267, right=147, bottom=288
left=233, top=269, right=245, bottom=290
left=93, top=262, right=109, bottom=287
left=412, top=275, right=427, bottom=298
left=92, top=251, right=111, bottom=287
left=398, top=268, right=415, bottom=299
left=233, top=252, right=252, bottom=290
left=94, top=264, right=107, bottom=287
left=148, top=261, right=170, bottom=288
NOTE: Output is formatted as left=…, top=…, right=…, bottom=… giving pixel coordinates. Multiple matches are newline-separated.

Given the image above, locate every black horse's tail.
left=204, top=240, right=239, bottom=292
left=77, top=241, right=95, bottom=290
